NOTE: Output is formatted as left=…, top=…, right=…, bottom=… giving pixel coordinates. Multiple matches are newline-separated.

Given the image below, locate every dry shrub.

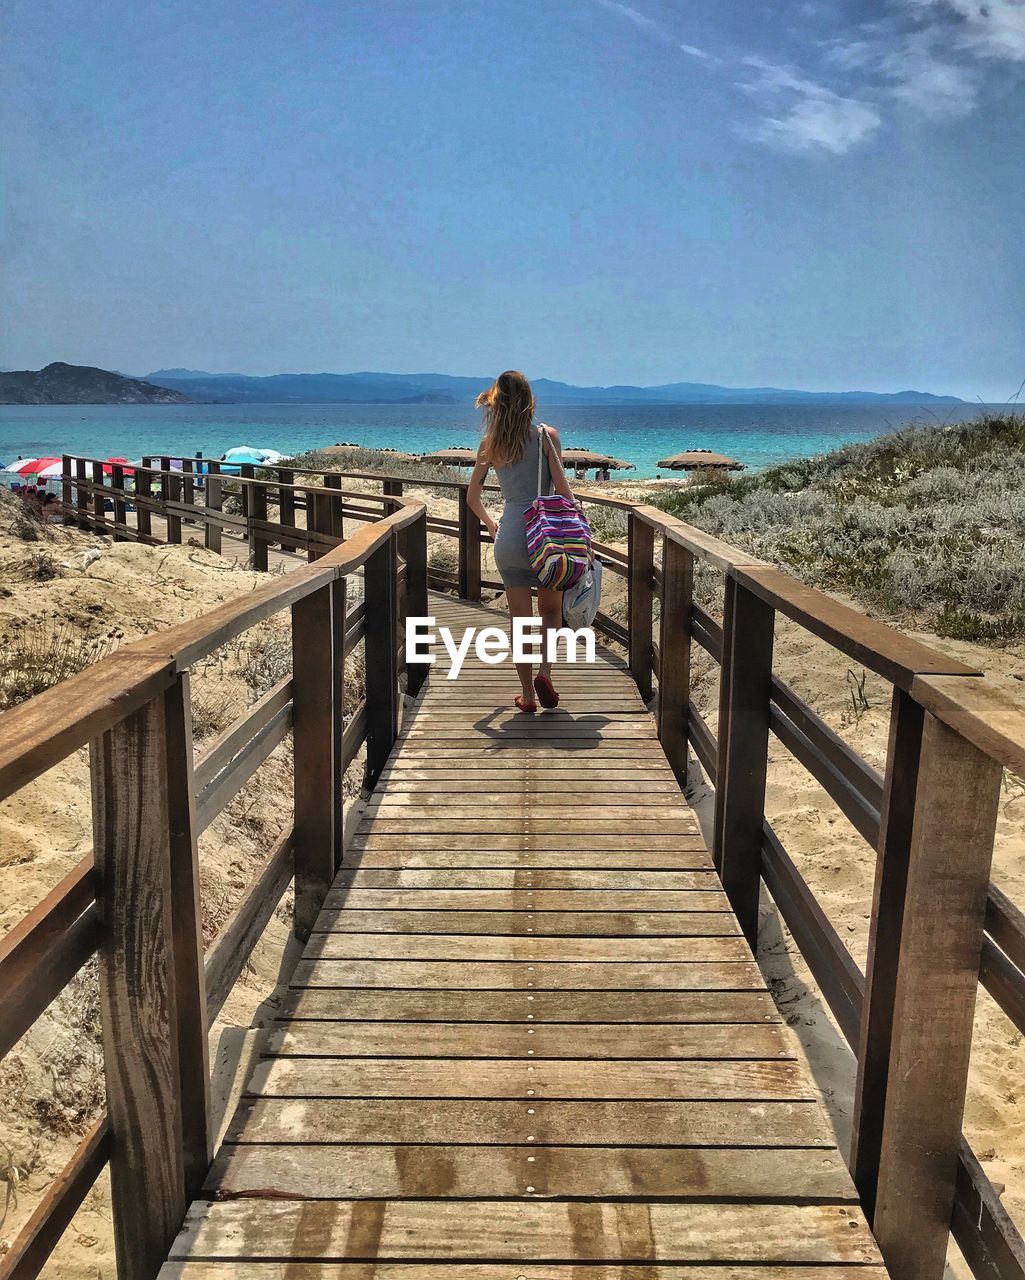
left=0, top=622, right=122, bottom=710
left=239, top=628, right=292, bottom=692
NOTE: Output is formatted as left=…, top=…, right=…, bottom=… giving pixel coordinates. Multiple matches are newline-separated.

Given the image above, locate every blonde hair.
left=477, top=370, right=536, bottom=468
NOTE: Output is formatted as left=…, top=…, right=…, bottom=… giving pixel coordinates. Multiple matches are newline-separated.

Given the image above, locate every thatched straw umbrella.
left=423, top=447, right=479, bottom=466
left=561, top=448, right=634, bottom=473
left=656, top=449, right=745, bottom=471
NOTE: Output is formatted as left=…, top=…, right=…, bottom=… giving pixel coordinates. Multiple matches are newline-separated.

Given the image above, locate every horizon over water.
left=0, top=400, right=1008, bottom=478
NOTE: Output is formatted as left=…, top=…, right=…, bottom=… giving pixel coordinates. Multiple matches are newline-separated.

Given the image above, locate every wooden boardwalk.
left=162, top=595, right=885, bottom=1276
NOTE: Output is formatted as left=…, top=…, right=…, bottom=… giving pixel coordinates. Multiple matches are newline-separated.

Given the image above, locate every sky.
left=2, top=0, right=1024, bottom=398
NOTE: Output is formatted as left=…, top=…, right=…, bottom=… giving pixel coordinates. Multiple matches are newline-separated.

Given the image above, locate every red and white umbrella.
left=35, top=460, right=66, bottom=480
left=3, top=457, right=60, bottom=477
left=102, top=456, right=135, bottom=477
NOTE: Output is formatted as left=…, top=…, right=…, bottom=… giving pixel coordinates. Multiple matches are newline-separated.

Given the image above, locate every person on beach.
left=467, top=369, right=578, bottom=714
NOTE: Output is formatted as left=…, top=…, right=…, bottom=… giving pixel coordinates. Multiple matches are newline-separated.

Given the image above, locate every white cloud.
left=739, top=57, right=883, bottom=154
left=593, top=0, right=658, bottom=32
left=911, top=0, right=1025, bottom=62
left=680, top=42, right=716, bottom=63
left=829, top=24, right=978, bottom=119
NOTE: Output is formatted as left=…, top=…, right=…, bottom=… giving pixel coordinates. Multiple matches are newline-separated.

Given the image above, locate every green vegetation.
left=649, top=412, right=1025, bottom=643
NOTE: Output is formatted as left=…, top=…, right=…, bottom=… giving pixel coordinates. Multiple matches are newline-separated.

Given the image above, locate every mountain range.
left=0, top=363, right=190, bottom=405
left=145, top=368, right=963, bottom=406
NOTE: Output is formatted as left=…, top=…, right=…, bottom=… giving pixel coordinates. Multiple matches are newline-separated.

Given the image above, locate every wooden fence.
left=0, top=479, right=427, bottom=1280
left=0, top=455, right=1023, bottom=1280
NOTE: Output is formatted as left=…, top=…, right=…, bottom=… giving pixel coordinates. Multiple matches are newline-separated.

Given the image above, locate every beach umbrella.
left=656, top=449, right=745, bottom=471
left=561, top=448, right=634, bottom=472
left=4, top=457, right=60, bottom=477
left=102, top=456, right=135, bottom=477
left=422, top=447, right=478, bottom=466
left=35, top=460, right=67, bottom=480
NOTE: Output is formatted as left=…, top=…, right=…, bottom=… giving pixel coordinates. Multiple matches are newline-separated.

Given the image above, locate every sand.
left=1, top=477, right=1022, bottom=1278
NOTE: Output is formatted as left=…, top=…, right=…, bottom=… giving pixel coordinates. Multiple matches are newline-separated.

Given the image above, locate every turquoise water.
left=0, top=400, right=1003, bottom=479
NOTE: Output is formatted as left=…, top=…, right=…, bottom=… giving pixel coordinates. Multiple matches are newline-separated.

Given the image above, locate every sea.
left=0, top=400, right=1006, bottom=480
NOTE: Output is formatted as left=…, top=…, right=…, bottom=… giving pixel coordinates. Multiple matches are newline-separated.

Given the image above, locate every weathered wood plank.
left=331, top=870, right=716, bottom=890
left=290, top=959, right=765, bottom=990
left=163, top=1266, right=887, bottom=1279
left=340, top=849, right=712, bottom=869
left=348, top=836, right=709, bottom=852
left=278, top=988, right=780, bottom=1022
left=206, top=1143, right=854, bottom=1202
left=247, top=1057, right=809, bottom=1100
left=263, top=1020, right=788, bottom=1059
left=312, top=908, right=738, bottom=936
left=320, top=889, right=734, bottom=912
left=304, top=934, right=749, bottom=963
left=227, top=1098, right=835, bottom=1148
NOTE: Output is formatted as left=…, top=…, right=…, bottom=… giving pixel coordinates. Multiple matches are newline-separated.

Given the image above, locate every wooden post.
left=364, top=534, right=399, bottom=788
left=61, top=454, right=74, bottom=523
left=111, top=464, right=127, bottom=540
left=714, top=575, right=775, bottom=947
left=712, top=575, right=738, bottom=873
left=91, top=460, right=106, bottom=531
left=239, top=464, right=254, bottom=559
left=162, top=457, right=182, bottom=544
left=181, top=458, right=195, bottom=523
left=324, top=474, right=344, bottom=543
left=457, top=488, right=481, bottom=602
left=402, top=509, right=430, bottom=699
left=850, top=686, right=925, bottom=1218
left=657, top=534, right=692, bottom=786
left=291, top=583, right=337, bottom=939
left=75, top=458, right=89, bottom=529
left=204, top=461, right=222, bottom=554
left=308, top=489, right=331, bottom=562
left=383, top=478, right=404, bottom=498
left=628, top=512, right=655, bottom=701
left=330, top=577, right=348, bottom=872
left=90, top=696, right=187, bottom=1279
left=136, top=460, right=153, bottom=540
left=249, top=477, right=269, bottom=571
left=867, top=712, right=1002, bottom=1280
left=277, top=468, right=295, bottom=552
left=162, top=672, right=213, bottom=1199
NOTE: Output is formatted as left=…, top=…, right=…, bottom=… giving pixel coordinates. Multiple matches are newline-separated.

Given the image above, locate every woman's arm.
left=541, top=425, right=577, bottom=503
left=467, top=446, right=498, bottom=539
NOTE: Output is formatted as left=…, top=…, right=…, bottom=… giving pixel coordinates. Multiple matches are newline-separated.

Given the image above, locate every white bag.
left=562, top=557, right=603, bottom=628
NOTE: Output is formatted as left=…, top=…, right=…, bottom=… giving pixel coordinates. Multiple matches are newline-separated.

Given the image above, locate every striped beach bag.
left=524, top=426, right=593, bottom=590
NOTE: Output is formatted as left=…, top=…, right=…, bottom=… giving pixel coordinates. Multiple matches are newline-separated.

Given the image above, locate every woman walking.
left=467, top=370, right=578, bottom=714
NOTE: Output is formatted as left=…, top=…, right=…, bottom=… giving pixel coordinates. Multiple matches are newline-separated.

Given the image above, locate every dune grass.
left=649, top=411, right=1025, bottom=643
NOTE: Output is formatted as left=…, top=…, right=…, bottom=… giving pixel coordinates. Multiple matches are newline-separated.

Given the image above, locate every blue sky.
left=2, top=0, right=1023, bottom=397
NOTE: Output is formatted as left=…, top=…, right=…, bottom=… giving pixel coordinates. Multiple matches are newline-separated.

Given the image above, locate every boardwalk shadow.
left=469, top=708, right=615, bottom=751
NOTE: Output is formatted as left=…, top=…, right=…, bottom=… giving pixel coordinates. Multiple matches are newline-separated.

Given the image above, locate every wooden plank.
left=206, top=1143, right=854, bottom=1202
left=320, top=889, right=733, bottom=912
left=290, top=959, right=765, bottom=990
left=195, top=701, right=292, bottom=834
left=332, top=871, right=716, bottom=890
left=737, top=564, right=979, bottom=690
left=400, top=724, right=658, bottom=739
left=0, top=856, right=97, bottom=1059
left=870, top=711, right=1002, bottom=1280
left=850, top=686, right=924, bottom=1215
left=376, top=771, right=680, bottom=786
left=90, top=695, right=187, bottom=1280
left=715, top=576, right=775, bottom=946
left=247, top=1056, right=808, bottom=1100
left=913, top=671, right=1025, bottom=779
left=348, top=836, right=709, bottom=852
left=163, top=1265, right=887, bottom=1280
left=205, top=829, right=294, bottom=1025
left=279, top=988, right=779, bottom=1022
left=291, top=583, right=337, bottom=941
left=305, top=934, right=750, bottom=962
left=342, top=848, right=710, bottom=867
left=163, top=674, right=213, bottom=1200
left=264, top=1020, right=789, bottom=1059
left=193, top=676, right=293, bottom=792
left=364, top=534, right=399, bottom=786
left=312, top=908, right=738, bottom=936
left=357, top=818, right=700, bottom=835
left=227, top=1098, right=835, bottom=1148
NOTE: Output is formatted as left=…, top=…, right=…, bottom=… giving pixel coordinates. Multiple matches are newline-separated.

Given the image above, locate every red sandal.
left=533, top=673, right=559, bottom=709
left=514, top=695, right=537, bottom=714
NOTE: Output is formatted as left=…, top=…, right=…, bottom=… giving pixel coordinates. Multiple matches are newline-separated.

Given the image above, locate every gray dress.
left=492, top=426, right=552, bottom=589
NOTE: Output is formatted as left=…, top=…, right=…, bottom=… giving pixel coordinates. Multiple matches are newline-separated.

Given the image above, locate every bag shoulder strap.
left=536, top=424, right=547, bottom=499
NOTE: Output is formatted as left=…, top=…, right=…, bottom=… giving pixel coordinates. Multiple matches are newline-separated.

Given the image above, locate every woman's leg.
left=505, top=586, right=537, bottom=702
left=537, top=586, right=563, bottom=681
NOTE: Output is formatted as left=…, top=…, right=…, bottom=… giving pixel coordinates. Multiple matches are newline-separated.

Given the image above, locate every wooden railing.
left=0, top=483, right=427, bottom=1280
left=2, top=456, right=1024, bottom=1280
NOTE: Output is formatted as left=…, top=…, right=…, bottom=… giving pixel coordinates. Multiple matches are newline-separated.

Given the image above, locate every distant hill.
left=143, top=368, right=963, bottom=406
left=0, top=362, right=191, bottom=405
